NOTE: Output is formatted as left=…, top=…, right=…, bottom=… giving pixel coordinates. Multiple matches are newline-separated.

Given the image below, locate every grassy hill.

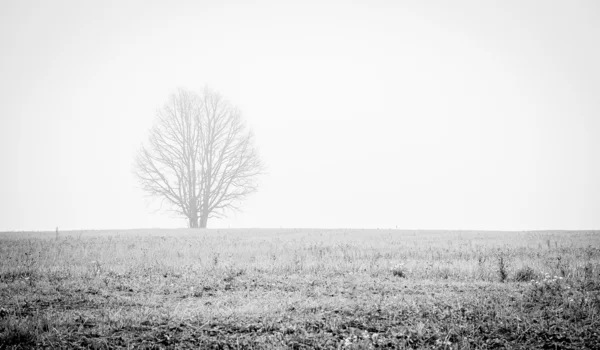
left=1, top=229, right=599, bottom=348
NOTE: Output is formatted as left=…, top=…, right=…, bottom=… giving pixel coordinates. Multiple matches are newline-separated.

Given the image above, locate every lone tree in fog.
left=134, top=88, right=264, bottom=228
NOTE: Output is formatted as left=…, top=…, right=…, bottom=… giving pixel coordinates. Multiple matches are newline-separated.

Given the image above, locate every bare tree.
left=134, top=88, right=264, bottom=228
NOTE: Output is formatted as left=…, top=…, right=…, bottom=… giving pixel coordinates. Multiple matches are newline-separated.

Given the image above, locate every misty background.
left=1, top=0, right=598, bottom=231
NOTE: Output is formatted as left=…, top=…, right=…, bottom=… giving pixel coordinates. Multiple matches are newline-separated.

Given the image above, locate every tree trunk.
left=189, top=214, right=198, bottom=228
left=188, top=196, right=199, bottom=228
left=199, top=212, right=208, bottom=228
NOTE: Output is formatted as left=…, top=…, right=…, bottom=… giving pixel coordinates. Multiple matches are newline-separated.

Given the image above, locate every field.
left=1, top=229, right=599, bottom=349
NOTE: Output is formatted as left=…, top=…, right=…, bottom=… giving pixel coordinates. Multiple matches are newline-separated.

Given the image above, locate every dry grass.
left=1, top=229, right=599, bottom=349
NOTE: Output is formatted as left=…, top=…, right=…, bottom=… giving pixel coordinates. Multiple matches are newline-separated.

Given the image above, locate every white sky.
left=1, top=0, right=599, bottom=231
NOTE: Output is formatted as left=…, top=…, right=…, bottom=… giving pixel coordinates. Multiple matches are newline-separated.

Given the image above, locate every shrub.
left=390, top=263, right=407, bottom=278
left=497, top=255, right=508, bottom=283
left=514, top=266, right=537, bottom=282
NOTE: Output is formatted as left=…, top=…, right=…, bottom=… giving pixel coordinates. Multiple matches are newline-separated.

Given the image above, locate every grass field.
left=1, top=229, right=599, bottom=349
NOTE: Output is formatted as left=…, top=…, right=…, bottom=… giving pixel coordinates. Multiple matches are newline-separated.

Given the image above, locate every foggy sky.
left=1, top=0, right=599, bottom=231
